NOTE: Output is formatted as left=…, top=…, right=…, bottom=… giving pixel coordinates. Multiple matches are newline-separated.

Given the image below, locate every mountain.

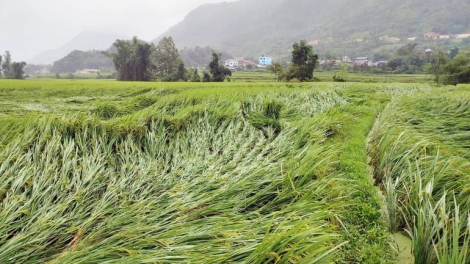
left=28, top=31, right=127, bottom=64
left=50, top=50, right=114, bottom=73
left=179, top=46, right=234, bottom=67
left=154, top=0, right=470, bottom=59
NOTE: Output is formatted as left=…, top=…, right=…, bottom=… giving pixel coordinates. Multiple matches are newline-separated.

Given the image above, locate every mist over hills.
left=28, top=0, right=470, bottom=66
left=28, top=31, right=127, bottom=64
left=154, top=0, right=470, bottom=59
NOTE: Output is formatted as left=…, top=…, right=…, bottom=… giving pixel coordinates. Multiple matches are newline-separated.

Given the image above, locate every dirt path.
left=366, top=114, right=414, bottom=264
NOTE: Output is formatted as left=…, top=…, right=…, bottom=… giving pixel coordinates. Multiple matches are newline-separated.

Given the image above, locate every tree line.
left=104, top=36, right=232, bottom=82
left=0, top=51, right=27, bottom=79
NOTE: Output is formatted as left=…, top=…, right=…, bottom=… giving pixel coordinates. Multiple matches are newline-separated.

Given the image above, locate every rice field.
left=0, top=79, right=469, bottom=263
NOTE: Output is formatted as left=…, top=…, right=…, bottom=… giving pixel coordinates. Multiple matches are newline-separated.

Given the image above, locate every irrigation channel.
left=367, top=109, right=413, bottom=264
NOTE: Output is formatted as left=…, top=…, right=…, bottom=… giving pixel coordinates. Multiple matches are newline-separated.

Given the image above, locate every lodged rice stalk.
left=369, top=87, right=470, bottom=263
left=0, top=88, right=349, bottom=263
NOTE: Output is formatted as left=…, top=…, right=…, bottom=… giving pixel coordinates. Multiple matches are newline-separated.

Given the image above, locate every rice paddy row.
left=369, top=85, right=470, bottom=263
left=0, top=79, right=469, bottom=263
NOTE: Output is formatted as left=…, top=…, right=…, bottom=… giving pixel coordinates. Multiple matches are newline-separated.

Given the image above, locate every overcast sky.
left=0, top=0, right=237, bottom=62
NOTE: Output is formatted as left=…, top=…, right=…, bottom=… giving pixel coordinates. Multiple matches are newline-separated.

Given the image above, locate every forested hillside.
left=29, top=31, right=126, bottom=64
left=50, top=50, right=114, bottom=73
left=179, top=46, right=234, bottom=67
left=154, top=0, right=470, bottom=59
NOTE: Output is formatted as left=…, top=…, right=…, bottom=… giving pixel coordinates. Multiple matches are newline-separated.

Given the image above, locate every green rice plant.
left=92, top=102, right=120, bottom=119
left=383, top=174, right=402, bottom=233
left=368, top=86, right=470, bottom=263
left=432, top=196, right=470, bottom=264
left=0, top=82, right=359, bottom=263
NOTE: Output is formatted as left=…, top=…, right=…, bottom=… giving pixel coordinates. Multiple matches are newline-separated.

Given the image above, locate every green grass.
left=1, top=79, right=469, bottom=263
left=231, top=71, right=430, bottom=83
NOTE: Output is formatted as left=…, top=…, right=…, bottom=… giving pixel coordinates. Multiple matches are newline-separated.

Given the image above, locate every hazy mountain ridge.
left=28, top=31, right=127, bottom=64
left=154, top=0, right=470, bottom=59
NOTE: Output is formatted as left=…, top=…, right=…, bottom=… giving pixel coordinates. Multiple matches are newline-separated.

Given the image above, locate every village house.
left=307, top=40, right=321, bottom=46
left=342, top=56, right=352, bottom=63
left=238, top=60, right=254, bottom=69
left=424, top=32, right=440, bottom=40
left=37, top=68, right=50, bottom=74
left=224, top=59, right=239, bottom=70
left=456, top=33, right=470, bottom=39
left=76, top=69, right=100, bottom=74
left=354, top=57, right=369, bottom=65
left=258, top=54, right=272, bottom=67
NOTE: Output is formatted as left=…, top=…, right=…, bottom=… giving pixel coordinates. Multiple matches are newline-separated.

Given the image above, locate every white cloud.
left=0, top=0, right=237, bottom=61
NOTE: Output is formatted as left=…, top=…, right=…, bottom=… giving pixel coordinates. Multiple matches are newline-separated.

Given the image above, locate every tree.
left=269, top=62, right=284, bottom=82
left=2, top=51, right=12, bottom=78
left=444, top=52, right=470, bottom=85
left=286, top=40, right=318, bottom=81
left=154, top=37, right=182, bottom=81
left=0, top=55, right=2, bottom=77
left=208, top=51, right=231, bottom=82
left=11, top=62, right=27, bottom=79
left=202, top=71, right=211, bottom=82
left=425, top=48, right=449, bottom=85
left=190, top=68, right=201, bottom=82
left=104, top=37, right=155, bottom=81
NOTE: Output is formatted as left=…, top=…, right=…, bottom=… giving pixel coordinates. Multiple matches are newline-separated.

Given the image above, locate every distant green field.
left=30, top=70, right=431, bottom=84
left=1, top=79, right=469, bottom=263
left=231, top=71, right=430, bottom=83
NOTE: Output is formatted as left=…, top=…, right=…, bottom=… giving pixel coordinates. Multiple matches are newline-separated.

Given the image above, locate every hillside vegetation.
left=155, top=0, right=470, bottom=59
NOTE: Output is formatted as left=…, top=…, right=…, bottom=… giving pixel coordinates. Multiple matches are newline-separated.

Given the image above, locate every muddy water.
left=393, top=232, right=413, bottom=263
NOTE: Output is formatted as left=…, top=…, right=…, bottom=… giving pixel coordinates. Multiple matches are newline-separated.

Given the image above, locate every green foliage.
left=208, top=51, right=231, bottom=82
left=4, top=80, right=470, bottom=263
left=333, top=63, right=349, bottom=82
left=154, top=37, right=185, bottom=81
left=92, top=103, right=120, bottom=119
left=269, top=62, right=284, bottom=82
left=386, top=43, right=426, bottom=74
left=104, top=37, right=155, bottom=81
left=424, top=48, right=449, bottom=85
left=2, top=51, right=12, bottom=78
left=11, top=62, right=27, bottom=79
left=286, top=40, right=318, bottom=82
left=190, top=68, right=201, bottom=82
left=157, top=0, right=470, bottom=62
left=1, top=51, right=26, bottom=79
left=369, top=88, right=470, bottom=263
left=444, top=52, right=470, bottom=85
left=50, top=50, right=113, bottom=73
left=179, top=46, right=234, bottom=68
left=202, top=71, right=211, bottom=82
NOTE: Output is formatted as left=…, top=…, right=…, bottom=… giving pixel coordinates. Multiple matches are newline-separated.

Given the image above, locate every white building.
left=224, top=59, right=239, bottom=69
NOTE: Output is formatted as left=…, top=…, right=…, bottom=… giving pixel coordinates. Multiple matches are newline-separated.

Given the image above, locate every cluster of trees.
left=386, top=43, right=427, bottom=74
left=51, top=50, right=114, bottom=73
left=0, top=51, right=27, bottom=79
left=376, top=44, right=469, bottom=85
left=269, top=40, right=319, bottom=82
left=105, top=36, right=233, bottom=82
left=186, top=52, right=232, bottom=82
left=426, top=48, right=470, bottom=85
left=104, top=37, right=188, bottom=81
